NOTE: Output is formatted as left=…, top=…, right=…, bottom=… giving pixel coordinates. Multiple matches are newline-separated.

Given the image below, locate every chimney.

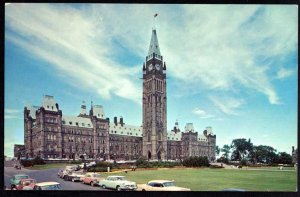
left=114, top=116, right=117, bottom=126
left=120, top=117, right=124, bottom=126
left=292, top=146, right=295, bottom=153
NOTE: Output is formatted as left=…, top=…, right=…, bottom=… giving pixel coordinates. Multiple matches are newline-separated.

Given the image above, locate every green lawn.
left=25, top=163, right=70, bottom=170
left=110, top=168, right=297, bottom=191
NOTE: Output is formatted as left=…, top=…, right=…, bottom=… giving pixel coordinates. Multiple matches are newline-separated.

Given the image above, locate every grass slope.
left=110, top=168, right=297, bottom=191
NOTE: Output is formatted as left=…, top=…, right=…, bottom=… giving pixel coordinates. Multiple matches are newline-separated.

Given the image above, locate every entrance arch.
left=148, top=151, right=151, bottom=160
left=157, top=151, right=161, bottom=160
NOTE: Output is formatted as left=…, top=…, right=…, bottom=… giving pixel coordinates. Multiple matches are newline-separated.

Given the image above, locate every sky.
left=4, top=4, right=298, bottom=157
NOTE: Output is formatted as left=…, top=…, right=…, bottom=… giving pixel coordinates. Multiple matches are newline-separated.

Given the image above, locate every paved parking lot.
left=4, top=167, right=109, bottom=190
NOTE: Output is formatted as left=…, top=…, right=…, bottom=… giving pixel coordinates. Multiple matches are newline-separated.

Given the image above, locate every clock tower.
left=142, top=28, right=167, bottom=160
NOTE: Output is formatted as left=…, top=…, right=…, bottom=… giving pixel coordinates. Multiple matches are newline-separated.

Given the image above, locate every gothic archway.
left=157, top=151, right=161, bottom=160
left=148, top=151, right=151, bottom=160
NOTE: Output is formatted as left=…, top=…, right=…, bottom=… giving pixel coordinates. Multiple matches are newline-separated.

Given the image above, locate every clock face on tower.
left=155, top=64, right=160, bottom=70
left=148, top=64, right=153, bottom=71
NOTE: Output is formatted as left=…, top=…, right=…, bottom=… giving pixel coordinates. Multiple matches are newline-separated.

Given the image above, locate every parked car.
left=57, top=169, right=64, bottom=177
left=86, top=161, right=96, bottom=167
left=10, top=174, right=30, bottom=190
left=98, top=176, right=137, bottom=191
left=60, top=169, right=73, bottom=179
left=33, top=182, right=62, bottom=190
left=137, top=180, right=191, bottom=191
left=82, top=172, right=104, bottom=186
left=65, top=165, right=80, bottom=171
left=64, top=171, right=85, bottom=182
left=15, top=178, right=36, bottom=190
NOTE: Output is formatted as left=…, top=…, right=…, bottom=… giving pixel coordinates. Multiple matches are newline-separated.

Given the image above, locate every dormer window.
left=76, top=122, right=79, bottom=126
left=69, top=121, right=72, bottom=125
left=47, top=105, right=49, bottom=108
left=88, top=124, right=91, bottom=127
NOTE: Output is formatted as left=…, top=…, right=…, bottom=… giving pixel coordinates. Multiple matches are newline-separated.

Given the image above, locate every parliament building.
left=24, top=28, right=216, bottom=161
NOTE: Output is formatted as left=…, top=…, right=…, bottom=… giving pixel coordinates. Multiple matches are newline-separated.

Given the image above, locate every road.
left=4, top=167, right=109, bottom=191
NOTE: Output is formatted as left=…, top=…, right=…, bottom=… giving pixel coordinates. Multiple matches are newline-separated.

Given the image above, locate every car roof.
left=20, top=178, right=35, bottom=181
left=107, top=176, right=125, bottom=178
left=36, top=182, right=60, bottom=186
left=15, top=174, right=29, bottom=177
left=148, top=180, right=174, bottom=184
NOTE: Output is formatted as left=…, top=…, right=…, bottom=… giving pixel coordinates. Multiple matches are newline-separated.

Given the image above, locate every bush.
left=20, top=156, right=45, bottom=167
left=87, top=167, right=108, bottom=172
left=240, top=159, right=247, bottom=166
left=217, top=157, right=229, bottom=164
left=33, top=156, right=45, bottom=165
left=69, top=160, right=82, bottom=164
left=182, top=156, right=209, bottom=167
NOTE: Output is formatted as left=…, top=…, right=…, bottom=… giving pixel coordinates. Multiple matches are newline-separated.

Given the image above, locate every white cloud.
left=159, top=5, right=297, bottom=105
left=192, top=107, right=214, bottom=119
left=210, top=96, right=244, bottom=115
left=276, top=68, right=294, bottom=79
left=5, top=4, right=297, bottom=107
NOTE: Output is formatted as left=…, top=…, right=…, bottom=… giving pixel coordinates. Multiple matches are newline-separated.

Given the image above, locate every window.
left=76, top=122, right=78, bottom=126
left=69, top=121, right=72, bottom=125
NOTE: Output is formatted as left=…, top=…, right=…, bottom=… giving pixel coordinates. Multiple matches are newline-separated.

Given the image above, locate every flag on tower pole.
left=154, top=13, right=158, bottom=17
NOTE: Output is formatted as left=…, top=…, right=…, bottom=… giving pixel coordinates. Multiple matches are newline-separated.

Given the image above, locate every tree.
left=231, top=138, right=253, bottom=161
left=276, top=152, right=292, bottom=164
left=249, top=145, right=277, bottom=164
left=221, top=145, right=231, bottom=160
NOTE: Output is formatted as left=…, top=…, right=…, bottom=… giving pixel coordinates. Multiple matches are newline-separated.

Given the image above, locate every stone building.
left=23, top=27, right=216, bottom=161
left=292, top=146, right=298, bottom=164
left=14, top=144, right=25, bottom=158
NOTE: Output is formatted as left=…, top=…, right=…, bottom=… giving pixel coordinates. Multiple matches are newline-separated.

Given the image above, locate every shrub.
left=87, top=167, right=108, bottom=172
left=69, top=160, right=82, bottom=164
left=240, top=159, right=247, bottom=166
left=217, top=157, right=229, bottom=164
left=20, top=159, right=34, bottom=167
left=182, top=156, right=210, bottom=167
left=32, top=156, right=45, bottom=165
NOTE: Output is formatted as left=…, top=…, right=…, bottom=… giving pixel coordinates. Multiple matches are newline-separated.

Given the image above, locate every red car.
left=82, top=173, right=104, bottom=186
left=15, top=178, right=36, bottom=190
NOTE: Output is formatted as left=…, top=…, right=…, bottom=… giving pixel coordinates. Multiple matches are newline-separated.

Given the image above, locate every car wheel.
left=11, top=185, right=16, bottom=190
left=72, top=178, right=75, bottom=182
left=102, top=185, right=106, bottom=189
left=142, top=189, right=146, bottom=191
left=90, top=181, right=94, bottom=186
left=116, top=186, right=121, bottom=191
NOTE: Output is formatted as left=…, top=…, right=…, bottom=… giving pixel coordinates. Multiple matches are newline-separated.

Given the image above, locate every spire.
left=148, top=29, right=161, bottom=57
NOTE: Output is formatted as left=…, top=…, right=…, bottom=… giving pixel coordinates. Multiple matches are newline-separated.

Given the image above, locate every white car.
left=33, top=182, right=62, bottom=190
left=137, top=180, right=191, bottom=191
left=98, top=176, right=137, bottom=191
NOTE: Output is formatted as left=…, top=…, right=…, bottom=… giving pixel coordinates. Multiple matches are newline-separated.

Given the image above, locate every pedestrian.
left=131, top=165, right=134, bottom=171
left=133, top=165, right=136, bottom=171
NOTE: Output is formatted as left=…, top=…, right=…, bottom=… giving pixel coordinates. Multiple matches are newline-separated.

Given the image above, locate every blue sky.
left=4, top=4, right=298, bottom=157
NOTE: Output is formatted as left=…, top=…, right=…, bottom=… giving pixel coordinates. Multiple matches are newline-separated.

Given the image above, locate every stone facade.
left=292, top=146, right=297, bottom=164
left=23, top=28, right=216, bottom=161
left=14, top=144, right=25, bottom=158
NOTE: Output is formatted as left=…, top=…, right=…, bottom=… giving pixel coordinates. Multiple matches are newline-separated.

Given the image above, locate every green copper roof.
left=148, top=29, right=161, bottom=57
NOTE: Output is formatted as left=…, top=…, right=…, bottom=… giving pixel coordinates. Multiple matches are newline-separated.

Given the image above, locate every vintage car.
left=137, top=180, right=191, bottom=191
left=63, top=171, right=85, bottom=182
left=33, top=182, right=62, bottom=190
left=15, top=178, right=36, bottom=190
left=98, top=176, right=137, bottom=191
left=82, top=172, right=104, bottom=186
left=10, top=174, right=30, bottom=189
left=60, top=169, right=73, bottom=179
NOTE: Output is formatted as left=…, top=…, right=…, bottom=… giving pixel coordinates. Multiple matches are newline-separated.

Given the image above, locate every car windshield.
left=93, top=174, right=101, bottom=178
left=115, top=177, right=126, bottom=181
left=16, top=175, right=29, bottom=180
left=163, top=182, right=176, bottom=187
left=40, top=184, right=62, bottom=190
left=74, top=172, right=83, bottom=175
